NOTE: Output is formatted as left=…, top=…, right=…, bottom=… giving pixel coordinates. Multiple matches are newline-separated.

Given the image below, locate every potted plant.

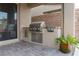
left=56, top=34, right=79, bottom=53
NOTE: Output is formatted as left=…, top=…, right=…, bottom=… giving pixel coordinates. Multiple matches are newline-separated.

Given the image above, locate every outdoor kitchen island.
left=29, top=21, right=61, bottom=48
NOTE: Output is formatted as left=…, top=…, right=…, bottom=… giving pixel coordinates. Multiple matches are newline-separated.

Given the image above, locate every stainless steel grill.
left=29, top=22, right=45, bottom=43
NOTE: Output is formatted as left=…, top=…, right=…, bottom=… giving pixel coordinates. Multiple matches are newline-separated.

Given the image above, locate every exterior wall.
left=42, top=29, right=60, bottom=48
left=64, top=3, right=75, bottom=36
left=19, top=4, right=31, bottom=27
left=17, top=4, right=31, bottom=41
left=75, top=10, right=79, bottom=39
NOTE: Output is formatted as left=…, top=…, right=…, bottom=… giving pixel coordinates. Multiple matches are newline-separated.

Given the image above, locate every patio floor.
left=0, top=41, right=73, bottom=56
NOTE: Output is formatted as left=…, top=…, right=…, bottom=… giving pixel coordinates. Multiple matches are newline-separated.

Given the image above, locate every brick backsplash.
left=32, top=12, right=63, bottom=34
left=32, top=12, right=63, bottom=28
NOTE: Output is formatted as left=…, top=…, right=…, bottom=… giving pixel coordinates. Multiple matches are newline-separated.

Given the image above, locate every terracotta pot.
left=60, top=43, right=68, bottom=49
left=59, top=43, right=70, bottom=53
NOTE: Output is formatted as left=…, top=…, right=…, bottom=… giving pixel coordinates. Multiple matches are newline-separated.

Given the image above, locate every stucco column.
left=64, top=3, right=75, bottom=36
left=17, top=4, right=31, bottom=41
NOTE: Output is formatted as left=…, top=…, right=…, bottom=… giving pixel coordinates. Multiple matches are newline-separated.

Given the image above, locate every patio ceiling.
left=30, top=3, right=62, bottom=16
left=27, top=3, right=62, bottom=8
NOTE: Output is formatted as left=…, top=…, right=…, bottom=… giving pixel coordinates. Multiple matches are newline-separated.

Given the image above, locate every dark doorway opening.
left=0, top=3, right=17, bottom=41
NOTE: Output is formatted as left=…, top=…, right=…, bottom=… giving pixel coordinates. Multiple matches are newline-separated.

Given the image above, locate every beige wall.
left=17, top=4, right=31, bottom=41
left=42, top=29, right=60, bottom=48
left=64, top=3, right=75, bottom=36
left=19, top=4, right=31, bottom=27
left=75, top=10, right=79, bottom=39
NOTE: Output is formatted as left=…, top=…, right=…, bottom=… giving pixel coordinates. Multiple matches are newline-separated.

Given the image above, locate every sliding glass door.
left=0, top=3, right=17, bottom=41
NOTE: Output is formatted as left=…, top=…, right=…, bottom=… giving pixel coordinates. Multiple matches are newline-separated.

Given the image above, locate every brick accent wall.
left=32, top=12, right=63, bottom=33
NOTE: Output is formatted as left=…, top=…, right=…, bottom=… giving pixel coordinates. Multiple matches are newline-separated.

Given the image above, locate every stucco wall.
left=64, top=3, right=75, bottom=36
left=75, top=10, right=79, bottom=39
left=17, top=4, right=31, bottom=41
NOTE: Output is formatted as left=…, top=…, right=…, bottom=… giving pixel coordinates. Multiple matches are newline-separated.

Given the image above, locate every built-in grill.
left=29, top=22, right=45, bottom=43
left=29, top=23, right=42, bottom=32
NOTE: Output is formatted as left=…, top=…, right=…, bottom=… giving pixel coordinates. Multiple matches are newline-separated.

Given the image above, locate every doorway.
left=0, top=3, right=17, bottom=41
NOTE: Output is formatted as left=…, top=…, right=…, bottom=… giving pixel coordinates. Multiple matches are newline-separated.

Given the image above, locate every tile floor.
left=73, top=48, right=79, bottom=56
left=0, top=41, right=73, bottom=56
